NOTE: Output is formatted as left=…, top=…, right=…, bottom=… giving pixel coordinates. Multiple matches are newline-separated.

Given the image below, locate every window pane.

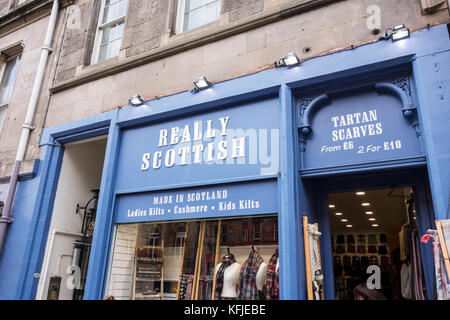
left=98, top=22, right=124, bottom=62
left=102, top=0, right=127, bottom=24
left=183, top=0, right=220, bottom=32
left=184, top=8, right=202, bottom=31
left=185, top=0, right=203, bottom=11
left=0, top=56, right=21, bottom=106
left=203, top=2, right=220, bottom=25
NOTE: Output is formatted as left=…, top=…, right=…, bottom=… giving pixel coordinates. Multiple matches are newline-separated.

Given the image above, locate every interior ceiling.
left=328, top=187, right=411, bottom=232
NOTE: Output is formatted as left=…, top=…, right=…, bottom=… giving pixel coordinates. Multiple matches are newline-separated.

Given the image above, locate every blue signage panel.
left=304, top=90, right=422, bottom=170
left=114, top=179, right=278, bottom=224
left=115, top=98, right=280, bottom=192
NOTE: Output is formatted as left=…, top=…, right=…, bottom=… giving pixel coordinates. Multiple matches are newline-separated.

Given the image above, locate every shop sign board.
left=114, top=179, right=278, bottom=223
left=115, top=98, right=280, bottom=192
left=303, top=90, right=422, bottom=170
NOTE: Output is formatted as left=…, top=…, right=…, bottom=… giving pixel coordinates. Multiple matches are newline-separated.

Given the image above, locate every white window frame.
left=0, top=54, right=21, bottom=133
left=91, top=0, right=128, bottom=65
left=175, top=0, right=221, bottom=34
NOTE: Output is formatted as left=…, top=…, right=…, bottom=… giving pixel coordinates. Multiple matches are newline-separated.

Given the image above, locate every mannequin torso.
left=255, top=262, right=267, bottom=291
left=215, top=262, right=241, bottom=298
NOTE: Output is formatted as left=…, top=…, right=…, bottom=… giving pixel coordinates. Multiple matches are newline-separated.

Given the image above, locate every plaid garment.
left=265, top=249, right=279, bottom=300
left=215, top=254, right=236, bottom=300
left=237, top=249, right=263, bottom=300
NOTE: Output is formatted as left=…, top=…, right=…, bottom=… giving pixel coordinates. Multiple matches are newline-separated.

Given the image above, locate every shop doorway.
left=311, top=169, right=436, bottom=300
left=329, top=186, right=424, bottom=300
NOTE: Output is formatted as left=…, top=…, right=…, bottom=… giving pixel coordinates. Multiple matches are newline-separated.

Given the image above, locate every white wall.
left=35, top=137, right=107, bottom=300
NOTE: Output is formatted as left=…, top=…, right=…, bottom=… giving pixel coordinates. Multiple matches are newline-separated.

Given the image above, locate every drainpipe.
left=0, top=0, right=59, bottom=260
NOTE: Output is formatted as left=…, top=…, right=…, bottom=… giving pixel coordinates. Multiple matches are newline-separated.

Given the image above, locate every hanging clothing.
left=411, top=231, right=426, bottom=300
left=400, top=263, right=413, bottom=299
left=421, top=232, right=450, bottom=300
left=399, top=223, right=412, bottom=261
left=215, top=253, right=236, bottom=300
left=237, top=249, right=263, bottom=300
left=265, top=249, right=279, bottom=300
left=308, top=224, right=323, bottom=300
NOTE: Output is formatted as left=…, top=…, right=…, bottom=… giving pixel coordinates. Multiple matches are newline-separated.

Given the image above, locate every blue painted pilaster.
left=278, top=84, right=304, bottom=300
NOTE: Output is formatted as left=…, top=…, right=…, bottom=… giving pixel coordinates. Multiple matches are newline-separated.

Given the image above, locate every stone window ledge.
left=50, top=0, right=340, bottom=94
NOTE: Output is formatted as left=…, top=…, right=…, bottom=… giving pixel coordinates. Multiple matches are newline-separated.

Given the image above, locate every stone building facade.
left=0, top=0, right=449, bottom=300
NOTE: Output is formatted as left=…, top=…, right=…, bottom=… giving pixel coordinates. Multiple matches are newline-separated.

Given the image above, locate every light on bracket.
left=129, top=95, right=144, bottom=106
left=275, top=52, right=300, bottom=68
left=379, top=24, right=410, bottom=41
left=192, top=76, right=212, bottom=93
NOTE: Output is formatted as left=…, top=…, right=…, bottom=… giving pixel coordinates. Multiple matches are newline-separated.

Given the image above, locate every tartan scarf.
left=265, top=249, right=279, bottom=300
left=237, top=249, right=263, bottom=300
left=215, top=254, right=236, bottom=299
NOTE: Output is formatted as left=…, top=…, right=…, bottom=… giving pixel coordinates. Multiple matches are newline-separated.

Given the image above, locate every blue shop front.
left=2, top=25, right=449, bottom=300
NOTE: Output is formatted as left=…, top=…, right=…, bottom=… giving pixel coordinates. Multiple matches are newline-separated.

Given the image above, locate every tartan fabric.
left=265, top=249, right=279, bottom=300
left=215, top=254, right=236, bottom=300
left=237, top=249, right=263, bottom=300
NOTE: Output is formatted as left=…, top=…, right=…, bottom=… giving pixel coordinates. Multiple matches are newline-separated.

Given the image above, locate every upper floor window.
left=176, top=0, right=221, bottom=33
left=92, top=0, right=128, bottom=64
left=0, top=54, right=21, bottom=132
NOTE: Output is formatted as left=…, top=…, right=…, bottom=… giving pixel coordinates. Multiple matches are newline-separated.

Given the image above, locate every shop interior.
left=106, top=215, right=280, bottom=300
left=329, top=187, right=426, bottom=300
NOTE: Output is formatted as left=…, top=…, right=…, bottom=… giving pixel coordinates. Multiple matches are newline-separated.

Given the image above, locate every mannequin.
left=215, top=260, right=241, bottom=298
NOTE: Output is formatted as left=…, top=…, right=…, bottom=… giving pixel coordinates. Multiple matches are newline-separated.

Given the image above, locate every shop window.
left=91, top=0, right=128, bottom=64
left=105, top=215, right=280, bottom=300
left=175, top=0, right=221, bottom=33
left=0, top=54, right=21, bottom=133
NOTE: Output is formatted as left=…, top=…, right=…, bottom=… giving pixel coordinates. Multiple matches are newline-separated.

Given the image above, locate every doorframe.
left=309, top=167, right=436, bottom=300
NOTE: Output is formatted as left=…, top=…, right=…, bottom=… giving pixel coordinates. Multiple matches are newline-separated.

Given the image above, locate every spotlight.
left=365, top=211, right=374, bottom=215
left=372, top=224, right=379, bottom=227
left=369, top=218, right=376, bottom=221
left=129, top=95, right=144, bottom=106
left=329, top=204, right=335, bottom=208
left=362, top=203, right=370, bottom=207
left=356, top=191, right=366, bottom=196
left=341, top=219, right=348, bottom=222
left=335, top=212, right=343, bottom=216
left=391, top=24, right=410, bottom=41
left=379, top=24, right=410, bottom=41
left=192, top=76, right=212, bottom=92
left=275, top=52, right=300, bottom=67
left=346, top=225, right=353, bottom=228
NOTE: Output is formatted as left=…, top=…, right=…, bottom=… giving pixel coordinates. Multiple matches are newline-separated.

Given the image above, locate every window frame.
left=91, top=0, right=128, bottom=65
left=175, top=0, right=222, bottom=34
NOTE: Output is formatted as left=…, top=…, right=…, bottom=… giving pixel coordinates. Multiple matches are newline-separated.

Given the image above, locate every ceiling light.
left=275, top=52, right=300, bottom=67
left=192, top=76, right=212, bottom=92
left=341, top=219, right=348, bottom=222
left=372, top=224, right=379, bottom=227
left=335, top=212, right=343, bottom=216
left=356, top=191, right=366, bottom=196
left=365, top=211, right=374, bottom=215
left=128, top=95, right=144, bottom=106
left=391, top=24, right=410, bottom=41
left=329, top=204, right=335, bottom=208
left=346, top=225, right=353, bottom=228
left=362, top=203, right=370, bottom=207
left=369, top=218, right=376, bottom=221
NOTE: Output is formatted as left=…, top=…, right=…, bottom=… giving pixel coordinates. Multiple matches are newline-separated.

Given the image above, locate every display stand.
left=211, top=220, right=222, bottom=300
left=133, top=238, right=165, bottom=300
left=303, top=216, right=314, bottom=300
left=193, top=221, right=206, bottom=300
left=436, top=220, right=450, bottom=280
left=303, top=216, right=323, bottom=300
left=176, top=223, right=189, bottom=300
